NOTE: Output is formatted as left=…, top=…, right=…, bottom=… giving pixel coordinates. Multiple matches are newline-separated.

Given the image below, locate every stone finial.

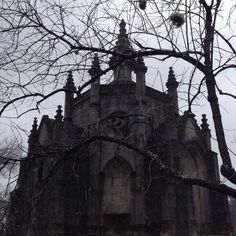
left=109, top=19, right=135, bottom=82
left=64, top=71, right=76, bottom=92
left=117, top=19, right=128, bottom=49
left=64, top=72, right=75, bottom=121
left=166, top=67, right=178, bottom=89
left=119, top=19, right=126, bottom=36
left=89, top=53, right=102, bottom=77
left=201, top=114, right=210, bottom=133
left=134, top=56, right=147, bottom=73
left=135, top=56, right=147, bottom=98
left=115, top=19, right=133, bottom=53
left=31, top=117, right=38, bottom=133
left=166, top=67, right=179, bottom=114
left=28, top=117, right=39, bottom=151
left=120, top=19, right=126, bottom=34
left=54, top=105, right=63, bottom=122
left=201, top=114, right=211, bottom=150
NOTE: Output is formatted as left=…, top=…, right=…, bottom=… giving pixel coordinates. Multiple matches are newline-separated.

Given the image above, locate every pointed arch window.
left=183, top=143, right=211, bottom=233
left=102, top=156, right=132, bottom=216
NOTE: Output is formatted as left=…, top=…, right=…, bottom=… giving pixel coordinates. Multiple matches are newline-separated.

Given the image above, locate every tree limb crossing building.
left=7, top=20, right=233, bottom=236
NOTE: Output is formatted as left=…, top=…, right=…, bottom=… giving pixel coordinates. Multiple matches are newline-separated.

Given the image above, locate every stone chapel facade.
left=6, top=20, right=233, bottom=236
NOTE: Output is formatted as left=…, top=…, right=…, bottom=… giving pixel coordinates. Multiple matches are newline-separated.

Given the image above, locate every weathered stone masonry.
left=6, top=20, right=233, bottom=236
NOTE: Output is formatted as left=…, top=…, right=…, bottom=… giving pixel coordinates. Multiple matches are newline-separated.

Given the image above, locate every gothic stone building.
left=7, top=20, right=233, bottom=236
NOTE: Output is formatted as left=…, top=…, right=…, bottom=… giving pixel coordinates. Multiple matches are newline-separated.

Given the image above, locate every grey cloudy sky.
left=0, top=0, right=236, bottom=188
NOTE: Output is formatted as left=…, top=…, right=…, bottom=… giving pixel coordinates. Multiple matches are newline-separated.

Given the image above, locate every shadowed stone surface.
left=6, top=20, right=233, bottom=236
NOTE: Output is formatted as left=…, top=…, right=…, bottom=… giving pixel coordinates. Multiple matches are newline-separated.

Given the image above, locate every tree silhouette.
left=0, top=0, right=236, bottom=190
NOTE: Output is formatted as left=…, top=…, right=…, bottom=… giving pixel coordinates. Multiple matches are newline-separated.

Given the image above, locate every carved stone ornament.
left=107, top=111, right=129, bottom=136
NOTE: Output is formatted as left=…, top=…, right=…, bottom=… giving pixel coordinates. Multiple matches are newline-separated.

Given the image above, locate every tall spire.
left=109, top=19, right=135, bottom=82
left=116, top=19, right=132, bottom=53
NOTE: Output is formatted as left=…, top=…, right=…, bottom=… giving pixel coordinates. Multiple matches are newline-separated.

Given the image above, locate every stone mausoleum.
left=6, top=20, right=233, bottom=236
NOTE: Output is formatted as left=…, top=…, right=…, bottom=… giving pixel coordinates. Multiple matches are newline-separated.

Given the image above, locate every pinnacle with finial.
left=89, top=53, right=102, bottom=77
left=201, top=114, right=210, bottom=133
left=116, top=19, right=132, bottom=52
left=134, top=56, right=147, bottom=73
left=31, top=117, right=38, bottom=133
left=55, top=105, right=63, bottom=122
left=64, top=71, right=76, bottom=92
left=166, top=67, right=178, bottom=89
left=168, top=67, right=176, bottom=81
left=119, top=19, right=126, bottom=36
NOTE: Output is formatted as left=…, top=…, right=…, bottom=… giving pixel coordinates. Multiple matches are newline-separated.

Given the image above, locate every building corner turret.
left=166, top=67, right=179, bottom=115
left=88, top=54, right=102, bottom=126
left=28, top=117, right=39, bottom=154
left=64, top=71, right=76, bottom=122
left=134, top=56, right=147, bottom=100
left=201, top=114, right=211, bottom=150
left=53, top=105, right=64, bottom=144
left=89, top=53, right=102, bottom=105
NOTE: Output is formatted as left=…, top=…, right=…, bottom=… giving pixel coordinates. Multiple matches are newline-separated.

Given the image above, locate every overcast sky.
left=1, top=0, right=236, bottom=188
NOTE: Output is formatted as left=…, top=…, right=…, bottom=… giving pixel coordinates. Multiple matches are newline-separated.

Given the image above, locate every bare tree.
left=0, top=0, right=236, bottom=189
left=0, top=136, right=23, bottom=234
left=0, top=138, right=22, bottom=174
left=2, top=2, right=236, bottom=235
